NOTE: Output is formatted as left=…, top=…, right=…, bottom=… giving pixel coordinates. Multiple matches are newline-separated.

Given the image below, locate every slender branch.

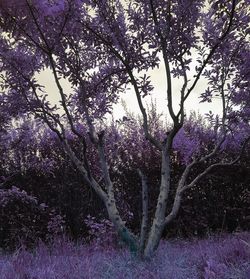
left=47, top=53, right=93, bottom=181
left=178, top=56, right=189, bottom=125
left=127, top=71, right=162, bottom=150
left=83, top=22, right=162, bottom=150
left=25, top=0, right=52, bottom=52
left=179, top=0, right=237, bottom=109
left=181, top=136, right=250, bottom=193
left=26, top=0, right=89, bottom=150
left=2, top=10, right=49, bottom=54
left=197, top=135, right=226, bottom=164
left=30, top=85, right=65, bottom=140
left=138, top=169, right=149, bottom=253
left=149, top=0, right=176, bottom=122
left=97, top=131, right=114, bottom=196
left=149, top=0, right=184, bottom=152
left=57, top=0, right=71, bottom=39
left=62, top=139, right=108, bottom=202
left=192, top=50, right=238, bottom=165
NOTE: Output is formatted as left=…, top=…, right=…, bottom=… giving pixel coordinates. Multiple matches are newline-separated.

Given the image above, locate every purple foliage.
left=0, top=0, right=249, bottom=258
left=84, top=215, right=118, bottom=249
left=0, top=186, right=65, bottom=249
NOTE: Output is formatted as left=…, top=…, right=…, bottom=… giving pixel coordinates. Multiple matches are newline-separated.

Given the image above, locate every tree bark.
left=144, top=147, right=171, bottom=258
left=138, top=169, right=149, bottom=254
left=105, top=198, right=138, bottom=254
left=63, top=138, right=139, bottom=253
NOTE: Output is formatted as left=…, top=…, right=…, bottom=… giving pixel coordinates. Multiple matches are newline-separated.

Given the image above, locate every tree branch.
left=83, top=22, right=162, bottom=150
left=97, top=131, right=114, bottom=197
left=138, top=169, right=149, bottom=253
left=180, top=0, right=237, bottom=107
left=62, top=139, right=108, bottom=202
left=149, top=0, right=176, bottom=122
left=181, top=136, right=250, bottom=193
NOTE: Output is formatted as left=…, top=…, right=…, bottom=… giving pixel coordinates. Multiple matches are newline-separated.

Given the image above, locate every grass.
left=0, top=232, right=249, bottom=279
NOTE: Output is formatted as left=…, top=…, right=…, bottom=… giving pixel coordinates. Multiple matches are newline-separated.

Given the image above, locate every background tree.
left=0, top=0, right=249, bottom=258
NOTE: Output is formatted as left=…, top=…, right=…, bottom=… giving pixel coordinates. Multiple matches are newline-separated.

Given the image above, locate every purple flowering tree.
left=0, top=0, right=249, bottom=258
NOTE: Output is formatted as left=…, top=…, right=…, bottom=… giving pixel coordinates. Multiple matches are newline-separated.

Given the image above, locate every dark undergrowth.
left=0, top=232, right=249, bottom=279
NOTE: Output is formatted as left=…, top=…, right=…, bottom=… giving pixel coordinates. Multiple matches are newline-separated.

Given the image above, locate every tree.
left=0, top=0, right=249, bottom=258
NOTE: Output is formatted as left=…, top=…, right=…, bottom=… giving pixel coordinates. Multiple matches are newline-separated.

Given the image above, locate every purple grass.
left=0, top=232, right=249, bottom=279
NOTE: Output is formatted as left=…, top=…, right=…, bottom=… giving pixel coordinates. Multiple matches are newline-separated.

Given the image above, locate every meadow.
left=0, top=232, right=249, bottom=279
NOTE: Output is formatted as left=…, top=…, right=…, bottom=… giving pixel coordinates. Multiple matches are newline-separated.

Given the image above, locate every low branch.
left=63, top=140, right=108, bottom=203
left=164, top=191, right=182, bottom=226
left=97, top=131, right=114, bottom=197
left=138, top=169, right=149, bottom=253
left=164, top=135, right=250, bottom=226
left=198, top=135, right=226, bottom=164
left=163, top=160, right=195, bottom=226
left=181, top=136, right=250, bottom=193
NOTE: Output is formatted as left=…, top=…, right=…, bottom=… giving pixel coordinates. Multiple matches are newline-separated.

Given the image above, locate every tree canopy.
left=0, top=0, right=249, bottom=258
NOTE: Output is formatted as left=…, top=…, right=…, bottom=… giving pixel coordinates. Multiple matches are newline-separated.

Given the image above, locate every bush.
left=84, top=215, right=118, bottom=249
left=0, top=114, right=249, bottom=249
left=0, top=186, right=65, bottom=250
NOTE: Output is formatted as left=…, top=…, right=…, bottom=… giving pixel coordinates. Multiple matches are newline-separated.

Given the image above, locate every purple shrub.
left=47, top=213, right=65, bottom=236
left=0, top=0, right=249, bottom=259
left=0, top=186, right=65, bottom=250
left=84, top=215, right=118, bottom=249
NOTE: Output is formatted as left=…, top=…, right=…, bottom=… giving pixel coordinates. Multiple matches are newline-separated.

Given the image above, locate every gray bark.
left=144, top=147, right=170, bottom=258
left=138, top=169, right=149, bottom=254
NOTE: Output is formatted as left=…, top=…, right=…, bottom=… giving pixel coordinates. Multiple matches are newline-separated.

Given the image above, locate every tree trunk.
left=64, top=140, right=139, bottom=253
left=105, top=198, right=138, bottom=254
left=144, top=148, right=171, bottom=258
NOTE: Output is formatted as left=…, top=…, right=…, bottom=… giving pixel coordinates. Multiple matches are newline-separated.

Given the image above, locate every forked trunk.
left=143, top=148, right=171, bottom=258
left=143, top=222, right=165, bottom=258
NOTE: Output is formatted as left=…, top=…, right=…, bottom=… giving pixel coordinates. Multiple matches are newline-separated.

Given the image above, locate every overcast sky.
left=37, top=56, right=222, bottom=122
left=34, top=1, right=224, bottom=121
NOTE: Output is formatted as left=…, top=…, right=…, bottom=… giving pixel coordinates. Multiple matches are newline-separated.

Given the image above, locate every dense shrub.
left=0, top=186, right=65, bottom=250
left=0, top=113, right=249, bottom=249
left=84, top=215, right=118, bottom=249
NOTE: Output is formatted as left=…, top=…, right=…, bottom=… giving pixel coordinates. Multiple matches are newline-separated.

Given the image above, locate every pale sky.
left=37, top=58, right=222, bottom=122
left=35, top=1, right=223, bottom=122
